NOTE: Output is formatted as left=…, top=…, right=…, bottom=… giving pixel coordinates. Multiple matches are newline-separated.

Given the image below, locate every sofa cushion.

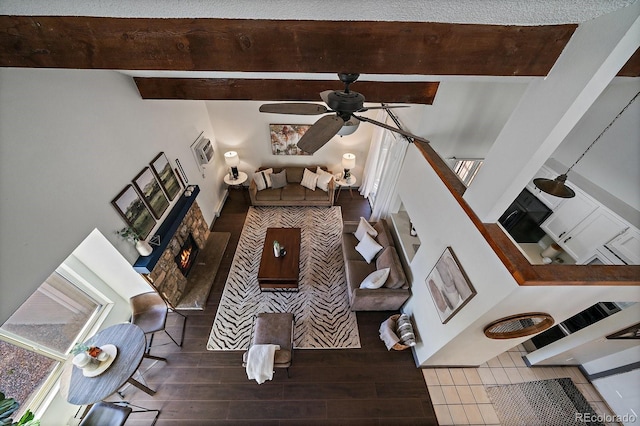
left=342, top=233, right=362, bottom=261
left=345, top=260, right=376, bottom=293
left=300, top=168, right=319, bottom=190
left=315, top=167, right=334, bottom=192
left=253, top=168, right=273, bottom=191
left=281, top=184, right=305, bottom=200
left=354, top=217, right=378, bottom=241
left=255, top=187, right=282, bottom=201
left=305, top=188, right=330, bottom=201
left=271, top=169, right=288, bottom=189
left=356, top=233, right=383, bottom=263
left=359, top=268, right=390, bottom=289
left=376, top=247, right=407, bottom=289
left=286, top=167, right=305, bottom=183
left=373, top=220, right=393, bottom=248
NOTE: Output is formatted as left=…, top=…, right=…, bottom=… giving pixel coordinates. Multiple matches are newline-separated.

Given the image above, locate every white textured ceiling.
left=0, top=0, right=636, bottom=25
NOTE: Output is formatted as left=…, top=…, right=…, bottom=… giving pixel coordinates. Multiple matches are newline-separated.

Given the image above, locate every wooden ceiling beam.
left=1, top=16, right=577, bottom=76
left=134, top=78, right=439, bottom=103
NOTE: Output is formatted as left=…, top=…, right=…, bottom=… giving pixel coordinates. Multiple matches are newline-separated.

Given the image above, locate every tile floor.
left=422, top=344, right=618, bottom=425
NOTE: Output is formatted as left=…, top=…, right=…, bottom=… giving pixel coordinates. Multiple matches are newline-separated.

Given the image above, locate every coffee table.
left=258, top=227, right=301, bottom=291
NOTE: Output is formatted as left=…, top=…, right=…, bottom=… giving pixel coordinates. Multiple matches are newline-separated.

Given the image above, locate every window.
left=0, top=269, right=107, bottom=410
left=451, top=158, right=484, bottom=187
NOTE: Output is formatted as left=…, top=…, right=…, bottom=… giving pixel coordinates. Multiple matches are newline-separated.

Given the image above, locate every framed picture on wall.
left=425, top=247, right=476, bottom=324
left=606, top=322, right=640, bottom=340
left=150, top=152, right=182, bottom=200
left=133, top=167, right=170, bottom=219
left=111, top=184, right=156, bottom=239
left=269, top=124, right=312, bottom=155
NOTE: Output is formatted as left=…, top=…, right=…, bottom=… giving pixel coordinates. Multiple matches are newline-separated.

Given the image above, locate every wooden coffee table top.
left=258, top=227, right=301, bottom=289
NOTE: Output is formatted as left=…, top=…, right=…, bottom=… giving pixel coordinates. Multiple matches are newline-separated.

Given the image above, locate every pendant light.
left=534, top=91, right=639, bottom=198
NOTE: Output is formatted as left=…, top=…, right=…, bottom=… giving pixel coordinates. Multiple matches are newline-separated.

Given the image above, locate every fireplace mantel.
left=133, top=185, right=200, bottom=274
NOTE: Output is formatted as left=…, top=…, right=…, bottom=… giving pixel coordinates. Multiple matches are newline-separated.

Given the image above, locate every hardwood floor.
left=121, top=188, right=437, bottom=425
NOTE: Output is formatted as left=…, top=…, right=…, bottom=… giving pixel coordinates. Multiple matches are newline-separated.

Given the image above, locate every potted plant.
left=0, top=391, right=40, bottom=426
left=116, top=226, right=153, bottom=256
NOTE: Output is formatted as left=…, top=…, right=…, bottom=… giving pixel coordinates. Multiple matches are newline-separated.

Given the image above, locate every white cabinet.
left=541, top=189, right=599, bottom=242
left=559, top=208, right=628, bottom=263
left=527, top=165, right=565, bottom=209
left=606, top=227, right=640, bottom=265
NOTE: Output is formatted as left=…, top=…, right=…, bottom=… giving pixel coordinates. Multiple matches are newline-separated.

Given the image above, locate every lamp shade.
left=533, top=174, right=576, bottom=198
left=342, top=153, right=356, bottom=170
left=224, top=151, right=240, bottom=167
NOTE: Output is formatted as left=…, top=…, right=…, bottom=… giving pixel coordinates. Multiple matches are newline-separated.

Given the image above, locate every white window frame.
left=0, top=264, right=113, bottom=412
left=450, top=158, right=484, bottom=187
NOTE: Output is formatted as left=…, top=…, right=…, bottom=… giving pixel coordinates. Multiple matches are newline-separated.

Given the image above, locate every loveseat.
left=249, top=166, right=335, bottom=207
left=342, top=218, right=411, bottom=311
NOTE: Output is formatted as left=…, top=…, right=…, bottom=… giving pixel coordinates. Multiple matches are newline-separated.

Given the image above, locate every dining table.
left=64, top=322, right=155, bottom=405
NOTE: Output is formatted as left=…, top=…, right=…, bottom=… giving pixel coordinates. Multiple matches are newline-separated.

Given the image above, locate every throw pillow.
left=315, top=167, right=334, bottom=192
left=253, top=168, right=273, bottom=191
left=355, top=233, right=383, bottom=263
left=300, top=168, right=319, bottom=191
left=271, top=169, right=287, bottom=189
left=354, top=216, right=378, bottom=241
left=359, top=268, right=391, bottom=289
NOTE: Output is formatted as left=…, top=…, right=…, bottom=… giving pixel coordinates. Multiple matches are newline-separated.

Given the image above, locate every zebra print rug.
left=207, top=206, right=361, bottom=350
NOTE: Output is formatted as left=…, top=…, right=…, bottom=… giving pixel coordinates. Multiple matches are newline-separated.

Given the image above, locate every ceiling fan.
left=259, top=73, right=430, bottom=154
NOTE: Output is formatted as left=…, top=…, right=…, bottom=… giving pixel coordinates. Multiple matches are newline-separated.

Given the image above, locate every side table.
left=224, top=171, right=248, bottom=201
left=335, top=175, right=357, bottom=200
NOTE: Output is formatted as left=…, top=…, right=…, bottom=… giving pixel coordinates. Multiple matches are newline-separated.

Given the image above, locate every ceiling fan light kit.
left=259, top=73, right=429, bottom=154
left=533, top=91, right=639, bottom=199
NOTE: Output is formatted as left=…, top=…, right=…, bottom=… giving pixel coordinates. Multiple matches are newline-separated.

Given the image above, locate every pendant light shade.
left=533, top=91, right=639, bottom=199
left=533, top=174, right=575, bottom=198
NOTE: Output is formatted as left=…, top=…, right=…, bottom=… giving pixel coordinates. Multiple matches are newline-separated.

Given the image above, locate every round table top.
left=65, top=323, right=146, bottom=405
left=336, top=175, right=357, bottom=187
left=224, top=171, right=248, bottom=186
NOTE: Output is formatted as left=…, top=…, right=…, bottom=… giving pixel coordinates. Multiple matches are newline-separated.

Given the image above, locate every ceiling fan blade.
left=320, top=90, right=333, bottom=105
left=353, top=114, right=431, bottom=144
left=297, top=115, right=345, bottom=154
left=259, top=103, right=328, bottom=115
left=359, top=105, right=410, bottom=112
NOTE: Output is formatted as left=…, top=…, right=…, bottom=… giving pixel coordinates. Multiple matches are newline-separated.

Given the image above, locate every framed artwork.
left=133, top=167, right=170, bottom=219
left=269, top=124, right=312, bottom=155
left=111, top=184, right=156, bottom=239
left=426, top=247, right=476, bottom=324
left=606, top=322, right=640, bottom=340
left=150, top=152, right=182, bottom=200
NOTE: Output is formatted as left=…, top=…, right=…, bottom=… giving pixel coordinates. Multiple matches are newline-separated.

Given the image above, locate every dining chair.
left=129, top=290, right=187, bottom=360
left=79, top=401, right=160, bottom=426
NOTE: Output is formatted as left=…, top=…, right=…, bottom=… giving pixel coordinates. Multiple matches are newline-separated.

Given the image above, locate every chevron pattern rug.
left=207, top=206, right=360, bottom=350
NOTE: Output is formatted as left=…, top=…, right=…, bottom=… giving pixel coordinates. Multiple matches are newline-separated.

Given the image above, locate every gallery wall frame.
left=150, top=152, right=182, bottom=201
left=133, top=166, right=170, bottom=219
left=269, top=124, right=312, bottom=155
left=111, top=184, right=156, bottom=239
left=426, top=247, right=476, bottom=324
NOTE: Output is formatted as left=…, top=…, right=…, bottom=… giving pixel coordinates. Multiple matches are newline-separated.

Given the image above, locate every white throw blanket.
left=246, top=344, right=280, bottom=384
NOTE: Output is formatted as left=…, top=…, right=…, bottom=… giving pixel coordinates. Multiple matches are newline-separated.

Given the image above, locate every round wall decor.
left=484, top=312, right=554, bottom=339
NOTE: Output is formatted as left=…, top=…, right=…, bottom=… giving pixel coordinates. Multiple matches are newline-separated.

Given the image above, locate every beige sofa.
left=249, top=166, right=335, bottom=207
left=342, top=219, right=411, bottom=311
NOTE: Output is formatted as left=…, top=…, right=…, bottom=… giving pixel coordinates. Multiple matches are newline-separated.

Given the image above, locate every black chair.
left=130, top=291, right=187, bottom=361
left=79, top=401, right=160, bottom=426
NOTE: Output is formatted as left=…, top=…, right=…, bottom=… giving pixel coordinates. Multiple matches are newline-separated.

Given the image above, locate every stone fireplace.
left=145, top=200, right=210, bottom=306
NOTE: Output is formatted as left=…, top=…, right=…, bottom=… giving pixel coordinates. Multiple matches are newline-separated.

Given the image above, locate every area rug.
left=176, top=232, right=230, bottom=310
left=486, top=378, right=605, bottom=426
left=207, top=206, right=360, bottom=350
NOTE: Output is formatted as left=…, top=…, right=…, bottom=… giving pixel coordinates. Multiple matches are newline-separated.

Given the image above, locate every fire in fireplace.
left=175, top=234, right=200, bottom=277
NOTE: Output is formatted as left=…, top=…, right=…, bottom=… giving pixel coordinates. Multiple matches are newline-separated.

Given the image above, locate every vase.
left=135, top=240, right=153, bottom=256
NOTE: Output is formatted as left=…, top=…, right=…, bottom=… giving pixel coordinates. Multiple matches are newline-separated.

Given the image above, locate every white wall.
left=205, top=100, right=376, bottom=178
left=397, top=143, right=640, bottom=367
left=0, top=68, right=224, bottom=323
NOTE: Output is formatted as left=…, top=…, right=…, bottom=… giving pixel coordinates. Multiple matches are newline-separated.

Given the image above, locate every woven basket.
left=389, top=314, right=410, bottom=351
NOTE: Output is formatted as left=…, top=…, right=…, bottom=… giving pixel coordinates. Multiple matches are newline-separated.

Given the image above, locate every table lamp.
left=224, top=151, right=240, bottom=179
left=342, top=153, right=356, bottom=184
